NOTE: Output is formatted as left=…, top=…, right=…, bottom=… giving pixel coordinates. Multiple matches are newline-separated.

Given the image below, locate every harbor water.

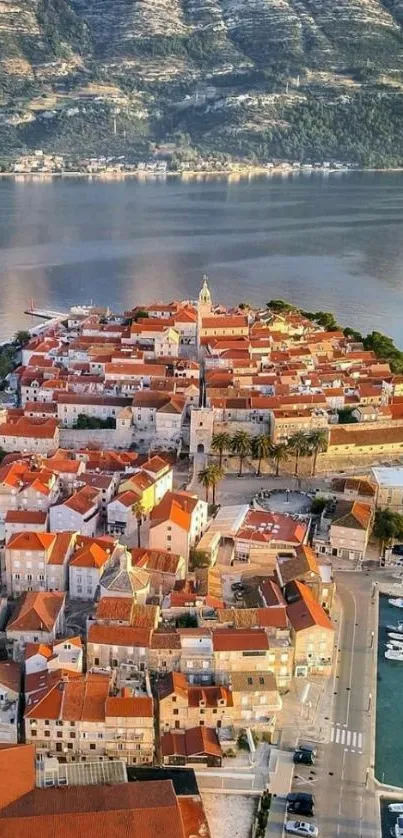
left=376, top=594, right=403, bottom=788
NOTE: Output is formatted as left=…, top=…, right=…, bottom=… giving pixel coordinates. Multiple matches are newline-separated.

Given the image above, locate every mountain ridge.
left=2, top=0, right=403, bottom=165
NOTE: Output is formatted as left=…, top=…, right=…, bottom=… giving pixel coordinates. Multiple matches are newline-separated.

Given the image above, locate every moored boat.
left=389, top=804, right=403, bottom=813
left=389, top=599, right=403, bottom=609
left=387, top=623, right=403, bottom=632
left=385, top=649, right=403, bottom=660
left=395, top=814, right=403, bottom=837
left=389, top=633, right=403, bottom=641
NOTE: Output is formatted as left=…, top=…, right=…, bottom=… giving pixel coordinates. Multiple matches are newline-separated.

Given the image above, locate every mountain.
left=2, top=0, right=403, bottom=165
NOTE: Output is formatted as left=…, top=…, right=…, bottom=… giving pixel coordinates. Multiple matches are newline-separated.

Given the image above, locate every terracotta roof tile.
left=87, top=624, right=151, bottom=648
left=286, top=581, right=333, bottom=632
left=7, top=592, right=65, bottom=633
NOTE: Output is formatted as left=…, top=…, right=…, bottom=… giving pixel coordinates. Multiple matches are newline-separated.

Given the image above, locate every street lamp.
left=367, top=693, right=372, bottom=712
left=370, top=631, right=375, bottom=649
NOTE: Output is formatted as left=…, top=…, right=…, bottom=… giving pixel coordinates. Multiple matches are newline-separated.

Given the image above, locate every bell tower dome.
left=199, top=275, right=212, bottom=308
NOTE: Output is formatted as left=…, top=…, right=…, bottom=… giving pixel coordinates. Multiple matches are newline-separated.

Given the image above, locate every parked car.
left=287, top=793, right=315, bottom=817
left=393, top=545, right=403, bottom=556
left=298, top=743, right=318, bottom=758
left=285, top=821, right=319, bottom=836
left=231, top=582, right=244, bottom=591
left=293, top=749, right=315, bottom=766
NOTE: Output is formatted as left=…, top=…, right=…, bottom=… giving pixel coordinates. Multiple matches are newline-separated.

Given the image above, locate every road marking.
left=330, top=726, right=363, bottom=753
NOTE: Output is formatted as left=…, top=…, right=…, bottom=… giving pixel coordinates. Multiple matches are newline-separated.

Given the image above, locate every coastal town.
left=0, top=279, right=402, bottom=838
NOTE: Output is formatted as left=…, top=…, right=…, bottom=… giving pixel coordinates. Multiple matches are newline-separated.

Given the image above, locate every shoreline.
left=4, top=166, right=403, bottom=181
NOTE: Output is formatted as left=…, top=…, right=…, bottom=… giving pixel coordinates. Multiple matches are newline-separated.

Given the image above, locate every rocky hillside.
left=3, top=0, right=403, bottom=164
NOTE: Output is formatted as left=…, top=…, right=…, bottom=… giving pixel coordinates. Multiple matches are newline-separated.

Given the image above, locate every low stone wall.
left=60, top=427, right=132, bottom=449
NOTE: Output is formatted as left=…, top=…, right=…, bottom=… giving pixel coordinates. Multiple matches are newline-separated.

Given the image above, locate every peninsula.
left=0, top=279, right=401, bottom=838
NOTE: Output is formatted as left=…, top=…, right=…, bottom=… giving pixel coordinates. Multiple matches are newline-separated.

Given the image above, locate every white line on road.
left=358, top=732, right=363, bottom=749
left=341, top=728, right=346, bottom=745
left=352, top=731, right=357, bottom=748
left=347, top=730, right=351, bottom=746
left=336, top=728, right=341, bottom=743
left=331, top=727, right=335, bottom=742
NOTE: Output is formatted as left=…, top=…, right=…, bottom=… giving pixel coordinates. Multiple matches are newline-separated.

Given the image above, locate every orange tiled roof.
left=286, top=581, right=333, bottom=632
left=0, top=418, right=58, bottom=439
left=212, top=628, right=269, bottom=652
left=105, top=696, right=153, bottom=718
left=6, top=531, right=55, bottom=552
left=87, top=624, right=151, bottom=648
left=0, top=660, right=20, bottom=693
left=132, top=547, right=182, bottom=575
left=7, top=592, right=65, bottom=633
left=150, top=491, right=199, bottom=532
left=5, top=510, right=47, bottom=525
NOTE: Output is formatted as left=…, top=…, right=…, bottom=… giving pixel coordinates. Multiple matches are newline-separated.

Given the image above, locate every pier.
left=24, top=306, right=70, bottom=321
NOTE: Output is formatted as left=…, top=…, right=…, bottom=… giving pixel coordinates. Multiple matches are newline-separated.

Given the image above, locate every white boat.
left=387, top=623, right=403, bottom=632
left=385, top=649, right=403, bottom=660
left=389, top=598, right=403, bottom=609
left=389, top=633, right=403, bottom=641
left=395, top=814, right=403, bottom=837
left=389, top=803, right=403, bottom=813
left=387, top=642, right=403, bottom=650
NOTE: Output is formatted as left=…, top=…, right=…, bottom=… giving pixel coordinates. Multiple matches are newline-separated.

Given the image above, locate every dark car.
left=287, top=793, right=315, bottom=817
left=298, top=744, right=318, bottom=758
left=393, top=544, right=403, bottom=556
left=293, top=749, right=315, bottom=766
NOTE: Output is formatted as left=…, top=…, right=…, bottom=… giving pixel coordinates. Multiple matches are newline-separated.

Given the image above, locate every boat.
left=387, top=623, right=403, bottom=633
left=385, top=649, right=403, bottom=660
left=395, top=814, right=403, bottom=837
left=387, top=642, right=403, bottom=650
left=389, top=804, right=403, bottom=813
left=388, top=599, right=403, bottom=609
left=389, top=633, right=403, bottom=641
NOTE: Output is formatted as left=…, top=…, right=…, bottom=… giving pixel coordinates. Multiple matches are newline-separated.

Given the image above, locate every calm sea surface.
left=2, top=172, right=403, bottom=343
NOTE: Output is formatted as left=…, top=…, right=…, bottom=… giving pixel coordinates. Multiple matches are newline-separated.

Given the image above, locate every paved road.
left=287, top=572, right=379, bottom=837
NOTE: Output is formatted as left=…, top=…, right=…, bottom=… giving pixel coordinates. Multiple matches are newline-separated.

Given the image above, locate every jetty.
left=24, top=306, right=70, bottom=320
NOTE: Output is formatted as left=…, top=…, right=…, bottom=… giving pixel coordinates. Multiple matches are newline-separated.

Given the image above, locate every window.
left=70, top=732, right=76, bottom=739
left=173, top=709, right=179, bottom=716
left=94, top=657, right=99, bottom=666
left=90, top=744, right=96, bottom=750
left=44, top=731, right=50, bottom=737
left=30, top=730, right=37, bottom=737
left=57, top=732, right=63, bottom=738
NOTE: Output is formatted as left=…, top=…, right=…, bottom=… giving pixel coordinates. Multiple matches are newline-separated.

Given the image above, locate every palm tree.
left=132, top=500, right=145, bottom=548
left=209, top=465, right=224, bottom=505
left=198, top=467, right=213, bottom=503
left=288, top=431, right=311, bottom=477
left=251, top=434, right=271, bottom=476
left=372, top=508, right=403, bottom=558
left=211, top=432, right=232, bottom=468
left=270, top=442, right=289, bottom=477
left=307, top=429, right=328, bottom=476
left=231, top=430, right=252, bottom=477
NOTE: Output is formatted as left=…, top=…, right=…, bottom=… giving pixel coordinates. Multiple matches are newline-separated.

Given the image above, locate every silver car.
left=285, top=822, right=319, bottom=837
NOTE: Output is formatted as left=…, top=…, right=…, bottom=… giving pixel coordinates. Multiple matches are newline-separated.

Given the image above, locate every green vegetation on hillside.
left=4, top=1, right=403, bottom=163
